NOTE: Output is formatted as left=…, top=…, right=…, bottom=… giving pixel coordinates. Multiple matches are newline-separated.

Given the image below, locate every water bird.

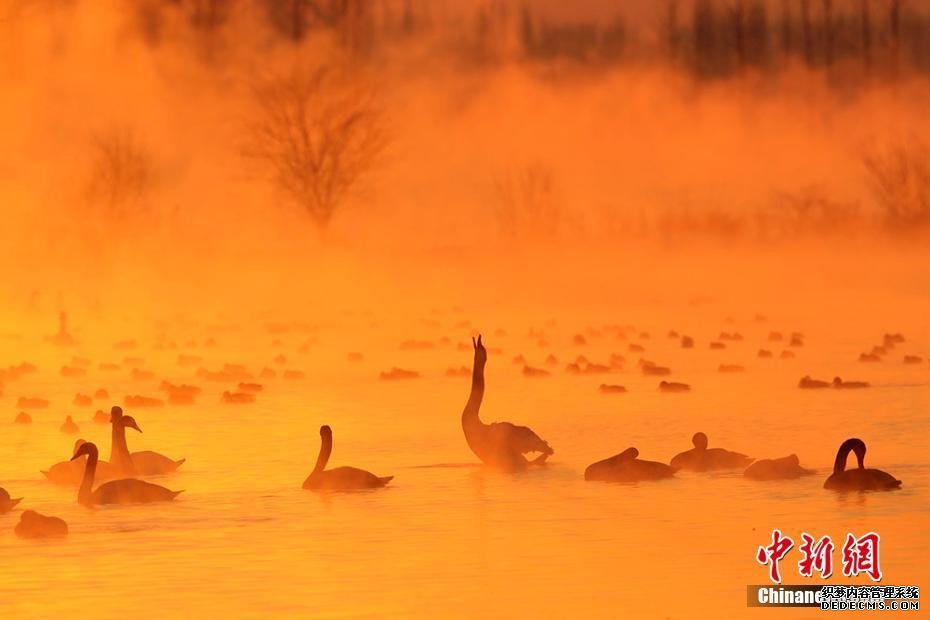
left=0, top=487, right=23, bottom=513
left=522, top=365, right=550, bottom=377
left=585, top=447, right=675, bottom=482
left=110, top=406, right=185, bottom=476
left=598, top=384, right=627, bottom=394
left=71, top=442, right=182, bottom=506
left=744, top=455, right=814, bottom=480
left=670, top=432, right=752, bottom=471
left=659, top=381, right=690, bottom=393
left=379, top=367, right=419, bottom=380
left=14, top=510, right=68, bottom=539
left=223, top=391, right=255, bottom=404
left=823, top=438, right=901, bottom=491
left=302, top=426, right=392, bottom=490
left=462, top=335, right=554, bottom=471
left=798, top=376, right=829, bottom=389
left=14, top=412, right=31, bottom=424
left=60, top=416, right=78, bottom=434
left=832, top=377, right=869, bottom=389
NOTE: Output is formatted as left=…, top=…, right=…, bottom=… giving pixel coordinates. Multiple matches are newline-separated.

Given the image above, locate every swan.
left=15, top=510, right=68, bottom=539
left=823, top=438, right=901, bottom=491
left=670, top=432, right=752, bottom=471
left=585, top=447, right=675, bottom=482
left=302, top=425, right=392, bottom=490
left=71, top=442, right=182, bottom=506
left=462, top=335, right=554, bottom=471
left=110, top=406, right=185, bottom=475
left=108, top=409, right=141, bottom=477
left=42, top=439, right=119, bottom=486
left=744, top=455, right=814, bottom=480
left=0, top=487, right=23, bottom=513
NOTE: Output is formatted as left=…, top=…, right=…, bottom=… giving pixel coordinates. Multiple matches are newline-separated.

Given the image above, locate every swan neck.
left=463, top=359, right=485, bottom=424
left=313, top=434, right=332, bottom=475
left=834, top=444, right=851, bottom=475
left=79, top=452, right=97, bottom=505
left=111, top=421, right=135, bottom=473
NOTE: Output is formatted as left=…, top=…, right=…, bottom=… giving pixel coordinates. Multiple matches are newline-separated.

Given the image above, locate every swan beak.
left=129, top=421, right=142, bottom=433
left=70, top=452, right=81, bottom=461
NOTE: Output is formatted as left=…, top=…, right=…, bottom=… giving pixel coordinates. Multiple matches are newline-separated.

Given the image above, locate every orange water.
left=0, top=248, right=927, bottom=619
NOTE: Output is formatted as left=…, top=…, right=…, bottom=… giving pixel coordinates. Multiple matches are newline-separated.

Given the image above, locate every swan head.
left=121, top=416, right=142, bottom=433
left=619, top=447, right=639, bottom=461
left=110, top=405, right=123, bottom=423
left=71, top=441, right=98, bottom=461
left=319, top=425, right=333, bottom=439
left=472, top=335, right=487, bottom=364
left=692, top=432, right=708, bottom=450
left=73, top=438, right=87, bottom=452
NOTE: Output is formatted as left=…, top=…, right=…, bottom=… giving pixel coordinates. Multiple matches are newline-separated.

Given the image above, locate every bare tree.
left=863, top=138, right=930, bottom=232
left=492, top=163, right=561, bottom=238
left=85, top=128, right=153, bottom=220
left=246, top=69, right=386, bottom=232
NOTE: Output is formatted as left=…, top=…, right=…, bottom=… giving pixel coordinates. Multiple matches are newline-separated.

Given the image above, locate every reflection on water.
left=1, top=255, right=928, bottom=619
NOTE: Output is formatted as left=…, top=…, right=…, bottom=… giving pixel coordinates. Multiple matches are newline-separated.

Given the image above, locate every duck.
left=60, top=416, right=79, bottom=434
left=744, top=455, right=814, bottom=480
left=14, top=510, right=68, bottom=539
left=71, top=442, right=182, bottom=506
left=585, top=447, right=675, bottom=482
left=302, top=426, right=392, bottom=491
left=798, top=376, right=829, bottom=389
left=461, top=335, right=554, bottom=471
left=823, top=438, right=901, bottom=491
left=0, top=487, right=23, bottom=513
left=659, top=380, right=690, bottom=393
left=670, top=432, right=752, bottom=471
left=832, top=377, right=870, bottom=389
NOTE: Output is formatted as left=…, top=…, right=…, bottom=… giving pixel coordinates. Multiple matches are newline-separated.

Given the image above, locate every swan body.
left=72, top=442, right=182, bottom=506
left=585, top=447, right=675, bottom=482
left=462, top=335, right=554, bottom=471
left=15, top=510, right=68, bottom=539
left=132, top=452, right=186, bottom=475
left=0, top=488, right=23, bottom=513
left=744, top=455, right=814, bottom=480
left=303, top=425, right=392, bottom=490
left=42, top=439, right=119, bottom=486
left=670, top=432, right=752, bottom=471
left=823, top=438, right=901, bottom=491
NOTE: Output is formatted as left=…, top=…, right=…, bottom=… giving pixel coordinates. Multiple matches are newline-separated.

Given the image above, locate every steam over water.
left=2, top=1, right=929, bottom=618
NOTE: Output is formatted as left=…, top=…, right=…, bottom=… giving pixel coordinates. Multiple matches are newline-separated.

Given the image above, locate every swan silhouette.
left=0, top=487, right=23, bottom=513
left=302, top=425, right=392, bottom=490
left=71, top=442, right=182, bottom=506
left=462, top=335, right=554, bottom=471
left=823, top=438, right=901, bottom=491
left=585, top=447, right=675, bottom=482
left=14, top=510, right=68, bottom=539
left=110, top=406, right=185, bottom=475
left=744, top=455, right=814, bottom=480
left=670, top=432, right=752, bottom=471
left=109, top=409, right=141, bottom=477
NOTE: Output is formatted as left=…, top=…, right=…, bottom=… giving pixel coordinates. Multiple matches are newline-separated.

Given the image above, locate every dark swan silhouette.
left=462, top=335, right=554, bottom=471
left=0, top=487, right=23, bottom=513
left=670, top=432, right=752, bottom=471
left=744, top=455, right=814, bottom=480
left=71, top=442, right=182, bottom=506
left=585, top=447, right=675, bottom=482
left=109, top=410, right=142, bottom=477
left=823, top=438, right=901, bottom=491
left=303, top=425, right=393, bottom=490
left=110, top=406, right=185, bottom=475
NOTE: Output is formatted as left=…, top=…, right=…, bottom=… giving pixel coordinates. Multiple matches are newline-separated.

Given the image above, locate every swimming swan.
left=585, top=447, right=675, bottom=482
left=670, top=432, right=752, bottom=471
left=823, top=438, right=901, bottom=491
left=71, top=442, right=182, bottom=506
left=0, top=487, right=23, bottom=513
left=744, top=455, right=814, bottom=480
left=462, top=335, right=554, bottom=471
left=110, top=406, right=186, bottom=475
left=302, top=425, right=392, bottom=490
